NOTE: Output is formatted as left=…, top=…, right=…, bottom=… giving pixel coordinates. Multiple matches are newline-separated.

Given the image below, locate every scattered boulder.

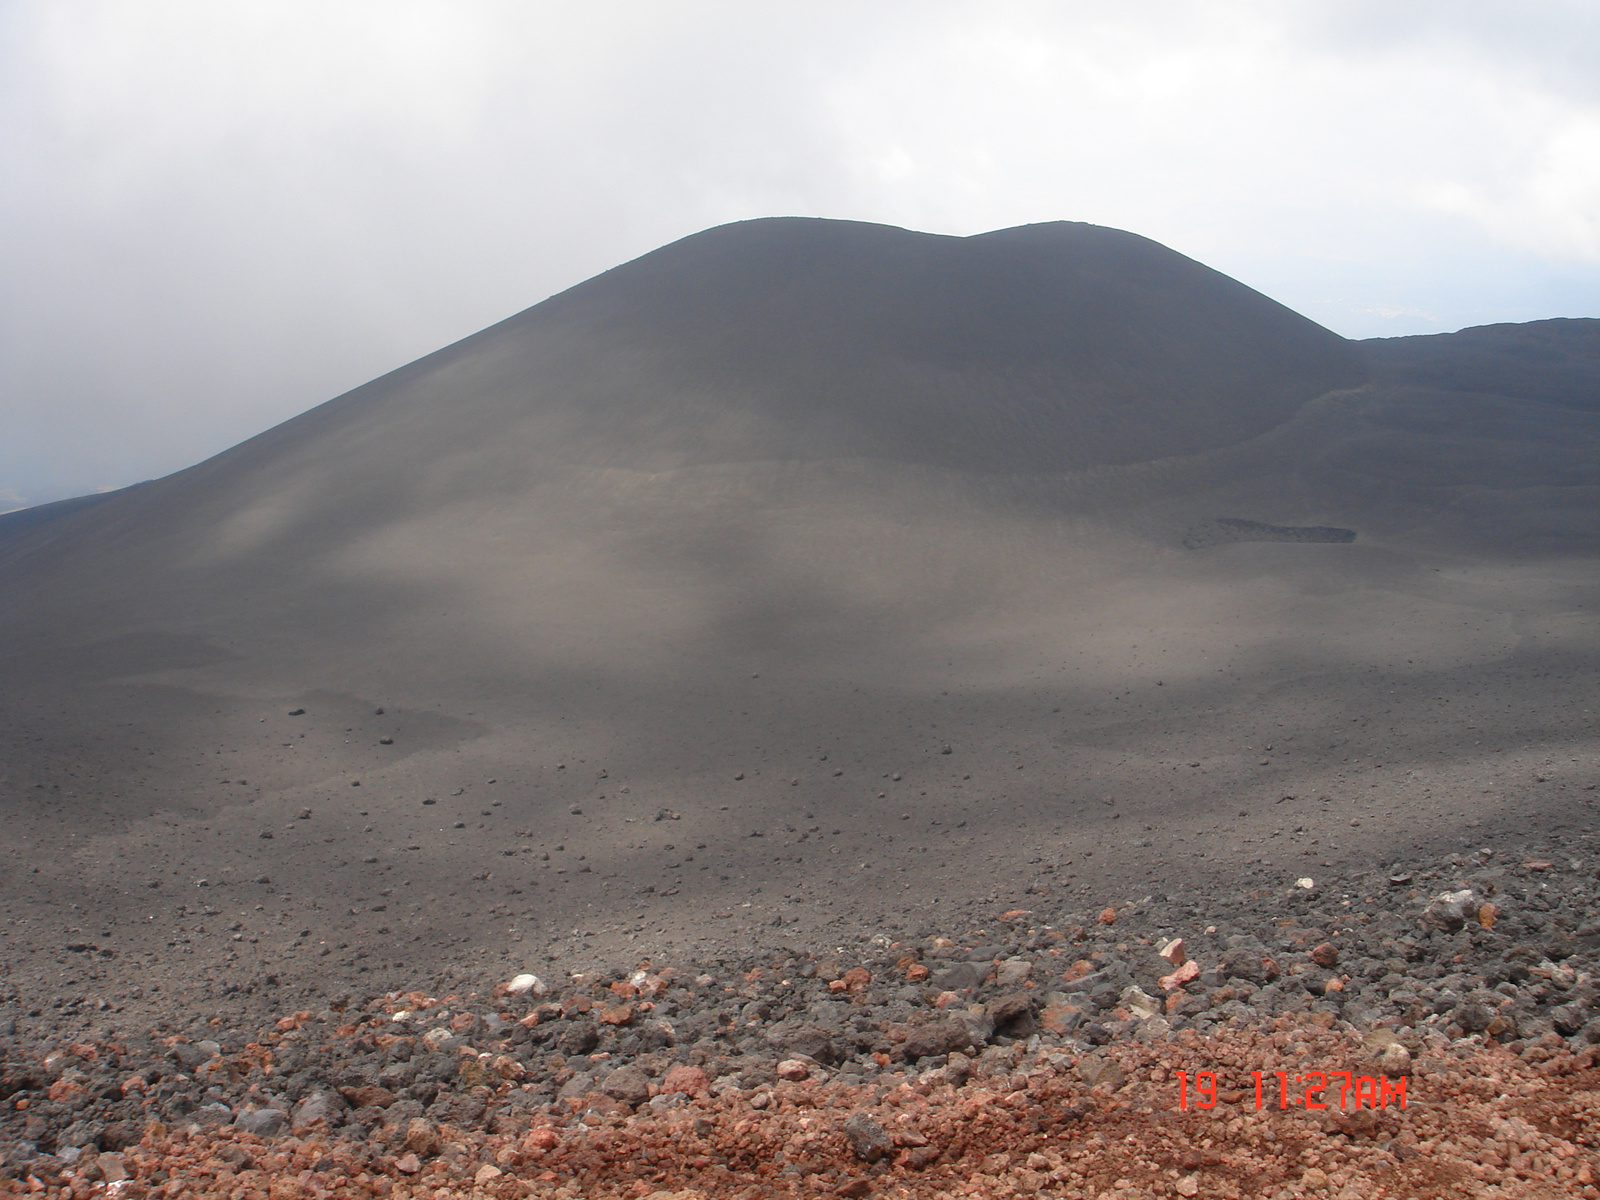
left=234, top=1108, right=288, bottom=1138
left=995, top=957, right=1033, bottom=987
left=1453, top=1001, right=1494, bottom=1034
left=1078, top=1055, right=1123, bottom=1091
left=290, top=1091, right=347, bottom=1133
left=98, top=1120, right=142, bottom=1151
left=505, top=974, right=546, bottom=997
left=168, top=1042, right=210, bottom=1072
left=1380, top=1043, right=1412, bottom=1077
left=558, top=1022, right=600, bottom=1056
left=782, top=1026, right=841, bottom=1064
left=1040, top=998, right=1088, bottom=1036
left=841, top=1112, right=893, bottom=1162
left=1120, top=986, right=1161, bottom=1021
left=1220, top=949, right=1271, bottom=984
left=957, top=1009, right=996, bottom=1047
left=1551, top=1004, right=1588, bottom=1037
left=660, top=1064, right=708, bottom=1095
left=986, top=993, right=1037, bottom=1038
left=901, top=1019, right=972, bottom=1061
left=403, top=1117, right=439, bottom=1158
left=1159, top=961, right=1200, bottom=992
left=428, top=1091, right=488, bottom=1127
left=601, top=1065, right=651, bottom=1107
left=340, top=1084, right=396, bottom=1110
left=1423, top=890, right=1482, bottom=934
left=931, top=962, right=983, bottom=992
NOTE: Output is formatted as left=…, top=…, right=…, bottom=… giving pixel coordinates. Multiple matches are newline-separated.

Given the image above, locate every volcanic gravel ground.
left=6, top=836, right=1600, bottom=1197
left=4, top=1031, right=1597, bottom=1199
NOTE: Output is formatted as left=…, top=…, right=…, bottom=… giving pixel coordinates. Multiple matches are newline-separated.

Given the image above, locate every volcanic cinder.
left=1, top=217, right=1597, bottom=1025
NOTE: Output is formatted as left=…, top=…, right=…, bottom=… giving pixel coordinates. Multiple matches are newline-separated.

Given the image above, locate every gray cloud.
left=3, top=0, right=1598, bottom=504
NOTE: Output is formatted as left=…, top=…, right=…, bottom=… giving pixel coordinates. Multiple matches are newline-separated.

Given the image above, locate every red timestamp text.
left=1175, top=1069, right=1406, bottom=1111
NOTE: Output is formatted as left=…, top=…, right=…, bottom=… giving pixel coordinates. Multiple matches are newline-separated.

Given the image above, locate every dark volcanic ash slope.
left=0, top=220, right=1596, bottom=1033
left=1361, top=316, right=1600, bottom=411
left=0, top=217, right=1362, bottom=624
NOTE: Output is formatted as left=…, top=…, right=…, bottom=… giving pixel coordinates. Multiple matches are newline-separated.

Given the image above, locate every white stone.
left=1380, top=1043, right=1412, bottom=1077
left=1120, top=985, right=1161, bottom=1020
left=505, top=973, right=545, bottom=996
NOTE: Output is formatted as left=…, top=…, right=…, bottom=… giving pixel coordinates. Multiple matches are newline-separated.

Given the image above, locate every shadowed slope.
left=1360, top=317, right=1600, bottom=411
left=0, top=216, right=1366, bottom=649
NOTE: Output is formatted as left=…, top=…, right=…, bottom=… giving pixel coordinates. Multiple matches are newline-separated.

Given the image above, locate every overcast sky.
left=3, top=1, right=1599, bottom=507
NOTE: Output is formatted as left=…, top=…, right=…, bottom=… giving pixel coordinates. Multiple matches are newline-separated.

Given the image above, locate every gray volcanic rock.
left=899, top=1020, right=971, bottom=1061
left=841, top=1112, right=893, bottom=1163
left=600, top=1065, right=651, bottom=1107
left=234, top=1109, right=288, bottom=1138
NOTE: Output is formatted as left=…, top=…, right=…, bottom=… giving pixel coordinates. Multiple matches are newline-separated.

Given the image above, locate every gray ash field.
left=0, top=218, right=1597, bottom=1193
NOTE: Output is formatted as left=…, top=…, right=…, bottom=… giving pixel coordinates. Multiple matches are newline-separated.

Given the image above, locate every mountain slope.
left=0, top=220, right=1594, bottom=1027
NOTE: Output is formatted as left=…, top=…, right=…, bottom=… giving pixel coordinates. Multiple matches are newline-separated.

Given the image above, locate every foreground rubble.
left=2, top=1022, right=1596, bottom=1199
left=5, top=837, right=1600, bottom=1197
